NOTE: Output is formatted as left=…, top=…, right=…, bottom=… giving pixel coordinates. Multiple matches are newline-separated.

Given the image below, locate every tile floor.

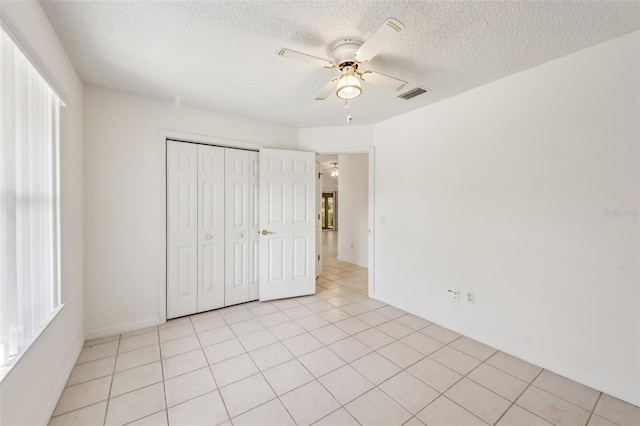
left=50, top=232, right=638, bottom=426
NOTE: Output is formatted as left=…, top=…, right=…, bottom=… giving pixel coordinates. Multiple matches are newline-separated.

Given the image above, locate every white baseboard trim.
left=85, top=317, right=164, bottom=340
left=44, top=337, right=83, bottom=423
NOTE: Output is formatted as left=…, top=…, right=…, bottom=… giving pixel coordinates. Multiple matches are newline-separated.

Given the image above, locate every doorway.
left=322, top=192, right=336, bottom=230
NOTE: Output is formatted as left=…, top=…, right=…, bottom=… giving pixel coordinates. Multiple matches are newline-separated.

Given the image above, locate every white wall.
left=0, top=3, right=85, bottom=425
left=298, top=124, right=373, bottom=153
left=337, top=154, right=369, bottom=267
left=373, top=31, right=640, bottom=405
left=84, top=86, right=298, bottom=338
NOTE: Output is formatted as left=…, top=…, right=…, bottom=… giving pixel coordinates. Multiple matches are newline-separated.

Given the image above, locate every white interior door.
left=259, top=148, right=316, bottom=301
left=225, top=148, right=251, bottom=305
left=249, top=151, right=259, bottom=300
left=167, top=141, right=198, bottom=318
left=197, top=144, right=225, bottom=312
left=316, top=158, right=322, bottom=277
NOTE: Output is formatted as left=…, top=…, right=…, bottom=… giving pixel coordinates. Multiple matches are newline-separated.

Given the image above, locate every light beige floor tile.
left=49, top=401, right=107, bottom=426
left=230, top=318, right=265, bottom=336
left=377, top=341, right=424, bottom=369
left=417, top=396, right=488, bottom=426
left=280, top=380, right=341, bottom=426
left=159, top=317, right=191, bottom=329
left=202, top=338, right=246, bottom=364
left=298, top=347, right=346, bottom=377
left=232, top=399, right=295, bottom=426
left=588, top=414, right=618, bottom=426
left=258, top=311, right=291, bottom=327
left=379, top=371, right=439, bottom=414
left=84, top=335, right=119, bottom=347
left=296, top=314, right=331, bottom=331
left=310, top=324, right=349, bottom=345
left=467, top=363, right=528, bottom=401
left=192, top=315, right=227, bottom=333
left=162, top=348, right=208, bottom=379
left=306, top=301, right=335, bottom=313
left=105, top=382, right=165, bottom=426
left=356, top=310, right=390, bottom=326
left=593, top=393, right=640, bottom=426
left=317, top=308, right=352, bottom=323
left=271, top=298, right=301, bottom=310
left=400, top=332, right=444, bottom=355
left=395, top=314, right=432, bottom=331
left=449, top=336, right=497, bottom=361
left=77, top=340, right=119, bottom=364
left=403, top=417, right=426, bottom=426
left=486, top=351, right=542, bottom=382
left=282, top=332, right=324, bottom=357
left=158, top=323, right=194, bottom=343
left=118, top=331, right=158, bottom=354
left=375, top=305, right=407, bottom=319
left=429, top=346, right=481, bottom=375
left=249, top=341, right=294, bottom=370
left=283, top=305, right=315, bottom=320
left=246, top=302, right=279, bottom=317
left=328, top=337, right=372, bottom=363
left=126, top=410, right=167, bottom=425
left=197, top=325, right=235, bottom=347
left=269, top=321, right=307, bottom=340
left=419, top=324, right=461, bottom=344
left=167, top=390, right=228, bottom=426
left=319, top=365, right=374, bottom=404
left=263, top=359, right=314, bottom=395
left=53, top=376, right=112, bottom=416
left=346, top=388, right=412, bottom=426
left=496, top=405, right=554, bottom=426
left=376, top=320, right=414, bottom=339
left=164, top=367, right=217, bottom=407
left=122, top=327, right=160, bottom=338
left=406, top=357, right=462, bottom=393
left=159, top=334, right=200, bottom=359
left=341, top=300, right=378, bottom=316
left=354, top=328, right=395, bottom=350
left=335, top=317, right=370, bottom=335
left=115, top=345, right=160, bottom=373
left=533, top=370, right=600, bottom=411
left=67, top=356, right=115, bottom=386
left=211, top=353, right=259, bottom=387
left=111, top=362, right=163, bottom=397
left=445, top=378, right=511, bottom=424
left=221, top=308, right=254, bottom=325
left=219, top=373, right=276, bottom=418
left=313, top=408, right=360, bottom=426
left=351, top=352, right=401, bottom=385
left=237, top=328, right=278, bottom=351
left=517, top=385, right=590, bottom=426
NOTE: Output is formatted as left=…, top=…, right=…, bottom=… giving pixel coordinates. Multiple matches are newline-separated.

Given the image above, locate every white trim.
left=85, top=317, right=163, bottom=341
left=0, top=12, right=69, bottom=105
left=313, top=146, right=375, bottom=299
left=43, top=336, right=83, bottom=423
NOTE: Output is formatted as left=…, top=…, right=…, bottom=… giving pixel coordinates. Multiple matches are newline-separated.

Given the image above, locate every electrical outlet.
left=465, top=292, right=474, bottom=304
left=448, top=288, right=459, bottom=300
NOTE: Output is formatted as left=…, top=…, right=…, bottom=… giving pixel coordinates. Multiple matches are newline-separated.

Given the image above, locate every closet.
left=166, top=140, right=259, bottom=319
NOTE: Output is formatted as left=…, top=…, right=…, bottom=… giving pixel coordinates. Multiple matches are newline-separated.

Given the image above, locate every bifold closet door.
left=249, top=152, right=259, bottom=301
left=197, top=144, right=225, bottom=312
left=167, top=141, right=198, bottom=318
left=225, top=149, right=252, bottom=305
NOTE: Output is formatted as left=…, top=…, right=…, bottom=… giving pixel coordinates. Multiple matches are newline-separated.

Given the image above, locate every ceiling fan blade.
left=354, top=18, right=404, bottom=63
left=277, top=48, right=335, bottom=68
left=315, top=77, right=339, bottom=100
left=360, top=71, right=408, bottom=91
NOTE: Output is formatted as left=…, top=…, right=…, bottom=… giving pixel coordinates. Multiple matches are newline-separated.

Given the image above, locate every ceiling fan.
left=278, top=18, right=408, bottom=104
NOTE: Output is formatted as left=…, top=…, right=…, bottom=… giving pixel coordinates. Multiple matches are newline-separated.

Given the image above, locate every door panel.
left=167, top=141, right=198, bottom=318
left=197, top=145, right=225, bottom=312
left=249, top=152, right=259, bottom=300
left=225, top=149, right=251, bottom=305
left=259, top=149, right=316, bottom=301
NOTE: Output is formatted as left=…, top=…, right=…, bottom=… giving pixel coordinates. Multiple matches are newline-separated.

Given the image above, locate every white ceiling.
left=41, top=1, right=640, bottom=128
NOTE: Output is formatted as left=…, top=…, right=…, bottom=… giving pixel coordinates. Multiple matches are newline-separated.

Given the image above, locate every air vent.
left=398, top=87, right=428, bottom=100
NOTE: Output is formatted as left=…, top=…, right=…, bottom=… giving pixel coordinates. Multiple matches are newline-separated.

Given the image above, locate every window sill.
left=0, top=303, right=66, bottom=383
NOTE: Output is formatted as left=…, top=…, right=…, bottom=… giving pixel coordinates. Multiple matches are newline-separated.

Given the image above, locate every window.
left=0, top=26, right=62, bottom=379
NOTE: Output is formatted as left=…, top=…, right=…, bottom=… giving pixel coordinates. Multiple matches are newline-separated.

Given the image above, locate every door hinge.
left=318, top=255, right=320, bottom=261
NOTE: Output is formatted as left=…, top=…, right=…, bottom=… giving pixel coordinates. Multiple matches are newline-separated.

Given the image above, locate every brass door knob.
left=261, top=230, right=274, bottom=235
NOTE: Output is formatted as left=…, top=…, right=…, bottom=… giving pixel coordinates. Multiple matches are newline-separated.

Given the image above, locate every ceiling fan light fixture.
left=330, top=162, right=339, bottom=177
left=336, top=68, right=362, bottom=100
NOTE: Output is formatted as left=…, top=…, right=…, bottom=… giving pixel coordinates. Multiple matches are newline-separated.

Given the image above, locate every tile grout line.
left=492, top=368, right=546, bottom=425
left=102, top=333, right=122, bottom=426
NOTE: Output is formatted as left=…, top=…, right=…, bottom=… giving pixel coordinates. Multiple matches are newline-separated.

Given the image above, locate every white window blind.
left=0, top=26, right=61, bottom=377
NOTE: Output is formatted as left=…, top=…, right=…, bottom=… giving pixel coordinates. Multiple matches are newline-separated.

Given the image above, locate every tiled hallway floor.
left=50, top=236, right=638, bottom=425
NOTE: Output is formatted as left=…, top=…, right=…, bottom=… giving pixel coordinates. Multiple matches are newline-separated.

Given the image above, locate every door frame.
left=316, top=146, right=375, bottom=299
left=157, top=130, right=261, bottom=324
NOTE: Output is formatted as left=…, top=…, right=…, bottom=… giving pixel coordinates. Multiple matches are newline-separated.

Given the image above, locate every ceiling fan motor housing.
left=329, top=38, right=363, bottom=66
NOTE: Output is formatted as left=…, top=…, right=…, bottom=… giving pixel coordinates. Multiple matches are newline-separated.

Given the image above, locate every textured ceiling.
left=41, top=1, right=640, bottom=128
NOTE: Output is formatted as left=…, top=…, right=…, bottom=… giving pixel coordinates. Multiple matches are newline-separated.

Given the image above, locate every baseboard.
left=85, top=317, right=164, bottom=340
left=43, top=336, right=83, bottom=423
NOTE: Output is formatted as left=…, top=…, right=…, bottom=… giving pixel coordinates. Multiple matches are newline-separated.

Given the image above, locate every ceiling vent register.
left=398, top=87, right=428, bottom=100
